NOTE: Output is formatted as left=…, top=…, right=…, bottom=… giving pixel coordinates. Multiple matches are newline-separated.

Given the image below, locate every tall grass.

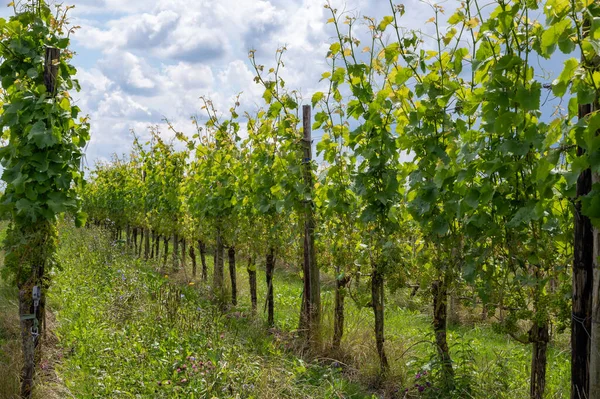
left=48, top=222, right=372, bottom=398
left=0, top=281, right=21, bottom=399
left=1, top=220, right=570, bottom=398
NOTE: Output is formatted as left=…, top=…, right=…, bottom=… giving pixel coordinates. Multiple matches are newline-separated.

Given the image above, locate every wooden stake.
left=299, top=105, right=320, bottom=346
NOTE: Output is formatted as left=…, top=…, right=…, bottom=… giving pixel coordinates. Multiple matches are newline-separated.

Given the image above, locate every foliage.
left=41, top=222, right=570, bottom=399
left=0, top=1, right=88, bottom=284
left=78, top=0, right=595, bottom=396
left=49, top=222, right=374, bottom=399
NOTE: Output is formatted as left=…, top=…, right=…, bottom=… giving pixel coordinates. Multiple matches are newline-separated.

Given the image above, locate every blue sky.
left=19, top=0, right=566, bottom=167
left=34, top=0, right=441, bottom=166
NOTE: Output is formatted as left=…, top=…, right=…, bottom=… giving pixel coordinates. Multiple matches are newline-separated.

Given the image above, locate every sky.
left=36, top=0, right=443, bottom=167
left=4, top=0, right=566, bottom=167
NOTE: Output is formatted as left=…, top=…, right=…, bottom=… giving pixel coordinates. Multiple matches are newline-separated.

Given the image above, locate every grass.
left=0, top=279, right=21, bottom=398
left=0, top=221, right=72, bottom=399
left=133, top=228, right=570, bottom=397
left=0, top=222, right=21, bottom=399
left=47, top=223, right=373, bottom=398
left=1, top=221, right=570, bottom=398
left=214, top=248, right=570, bottom=398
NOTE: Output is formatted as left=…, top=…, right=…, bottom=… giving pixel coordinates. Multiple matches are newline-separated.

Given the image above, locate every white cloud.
left=96, top=92, right=155, bottom=120
left=217, top=60, right=262, bottom=99
left=162, top=21, right=226, bottom=63
left=66, top=0, right=452, bottom=163
left=124, top=11, right=181, bottom=49
left=97, top=50, right=157, bottom=94
left=164, top=63, right=214, bottom=89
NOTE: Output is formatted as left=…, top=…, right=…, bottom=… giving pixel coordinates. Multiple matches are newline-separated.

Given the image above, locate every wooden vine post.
left=228, top=246, right=237, bottom=305
left=17, top=46, right=59, bottom=399
left=572, top=100, right=593, bottom=399
left=214, top=227, right=225, bottom=301
left=265, top=247, right=275, bottom=327
left=578, top=13, right=596, bottom=399
left=44, top=48, right=60, bottom=94
left=299, top=105, right=320, bottom=346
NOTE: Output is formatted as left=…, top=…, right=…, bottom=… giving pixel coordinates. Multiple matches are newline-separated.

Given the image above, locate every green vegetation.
left=0, top=276, right=20, bottom=397
left=1, top=0, right=598, bottom=397
left=0, top=1, right=87, bottom=397
left=48, top=222, right=372, bottom=399
left=39, top=222, right=567, bottom=398
left=80, top=0, right=585, bottom=395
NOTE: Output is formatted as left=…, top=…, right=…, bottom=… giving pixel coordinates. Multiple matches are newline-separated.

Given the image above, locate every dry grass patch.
left=0, top=284, right=21, bottom=399
left=0, top=282, right=71, bottom=399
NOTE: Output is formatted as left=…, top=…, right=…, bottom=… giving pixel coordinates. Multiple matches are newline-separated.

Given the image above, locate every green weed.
left=48, top=223, right=373, bottom=399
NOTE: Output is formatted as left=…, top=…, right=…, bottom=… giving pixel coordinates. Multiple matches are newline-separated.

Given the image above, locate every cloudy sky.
left=9, top=0, right=564, bottom=166
left=35, top=0, right=447, bottom=166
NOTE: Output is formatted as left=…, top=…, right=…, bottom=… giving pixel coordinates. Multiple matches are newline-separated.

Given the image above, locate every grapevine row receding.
left=44, top=0, right=600, bottom=398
